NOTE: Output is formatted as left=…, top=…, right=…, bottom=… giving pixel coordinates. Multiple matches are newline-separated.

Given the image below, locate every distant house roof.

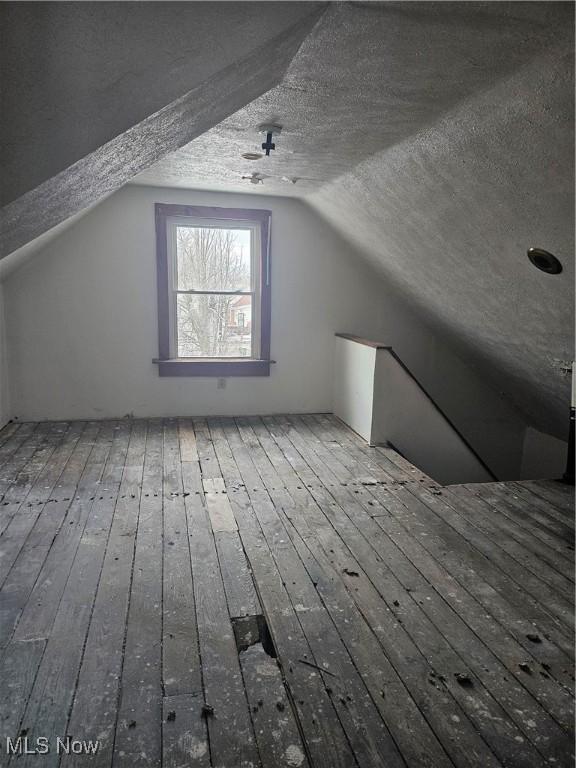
left=230, top=294, right=251, bottom=308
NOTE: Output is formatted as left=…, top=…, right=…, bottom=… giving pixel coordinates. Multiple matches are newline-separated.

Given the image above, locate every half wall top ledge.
left=0, top=2, right=326, bottom=259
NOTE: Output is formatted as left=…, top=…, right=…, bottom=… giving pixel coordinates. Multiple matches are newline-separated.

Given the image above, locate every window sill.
left=153, top=358, right=272, bottom=377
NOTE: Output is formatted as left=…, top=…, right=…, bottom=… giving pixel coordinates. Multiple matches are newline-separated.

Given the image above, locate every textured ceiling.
left=133, top=2, right=566, bottom=196
left=0, top=3, right=323, bottom=257
left=2, top=1, right=573, bottom=441
left=309, top=35, right=574, bottom=437
left=0, top=1, right=321, bottom=205
left=134, top=1, right=575, bottom=438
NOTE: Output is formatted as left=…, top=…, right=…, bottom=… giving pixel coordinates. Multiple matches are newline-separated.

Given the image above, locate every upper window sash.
left=168, top=216, right=256, bottom=294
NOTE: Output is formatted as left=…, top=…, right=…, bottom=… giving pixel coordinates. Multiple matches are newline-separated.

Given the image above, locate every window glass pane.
left=176, top=226, right=251, bottom=291
left=177, top=294, right=253, bottom=358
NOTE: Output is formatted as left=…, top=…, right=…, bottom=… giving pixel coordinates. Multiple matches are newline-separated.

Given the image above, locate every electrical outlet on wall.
left=217, top=378, right=227, bottom=390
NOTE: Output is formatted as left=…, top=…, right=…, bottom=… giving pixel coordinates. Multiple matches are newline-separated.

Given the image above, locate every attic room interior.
left=0, top=1, right=574, bottom=766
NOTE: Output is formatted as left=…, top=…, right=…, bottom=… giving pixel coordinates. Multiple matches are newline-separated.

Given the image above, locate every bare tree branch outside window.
left=175, top=226, right=252, bottom=357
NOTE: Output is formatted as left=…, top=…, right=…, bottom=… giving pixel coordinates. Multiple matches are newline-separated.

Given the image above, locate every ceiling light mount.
left=242, top=172, right=265, bottom=185
left=527, top=248, right=562, bottom=275
left=258, top=123, right=282, bottom=156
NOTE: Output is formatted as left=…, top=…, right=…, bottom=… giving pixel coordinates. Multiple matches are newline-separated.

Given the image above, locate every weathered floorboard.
left=0, top=415, right=572, bottom=768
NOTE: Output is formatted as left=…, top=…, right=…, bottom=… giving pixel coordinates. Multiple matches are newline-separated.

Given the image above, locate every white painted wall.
left=333, top=337, right=377, bottom=444
left=334, top=337, right=493, bottom=484
left=4, top=185, right=393, bottom=422
left=362, top=300, right=527, bottom=480
left=520, top=427, right=567, bottom=480
left=3, top=183, right=531, bottom=481
left=0, top=284, right=10, bottom=429
left=372, top=348, right=493, bottom=485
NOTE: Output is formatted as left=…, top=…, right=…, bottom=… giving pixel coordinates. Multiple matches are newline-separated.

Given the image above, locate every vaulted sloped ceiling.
left=0, top=2, right=325, bottom=256
left=308, top=35, right=574, bottom=437
left=133, top=1, right=574, bottom=438
left=1, top=1, right=573, bottom=437
left=133, top=1, right=569, bottom=196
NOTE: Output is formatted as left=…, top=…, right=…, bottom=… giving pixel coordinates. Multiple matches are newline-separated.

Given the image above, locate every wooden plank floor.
left=0, top=415, right=573, bottom=768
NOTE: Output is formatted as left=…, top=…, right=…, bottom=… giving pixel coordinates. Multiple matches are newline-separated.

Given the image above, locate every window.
left=154, top=204, right=271, bottom=376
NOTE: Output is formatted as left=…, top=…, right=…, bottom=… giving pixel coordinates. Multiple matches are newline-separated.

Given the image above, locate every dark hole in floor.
left=231, top=614, right=277, bottom=658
